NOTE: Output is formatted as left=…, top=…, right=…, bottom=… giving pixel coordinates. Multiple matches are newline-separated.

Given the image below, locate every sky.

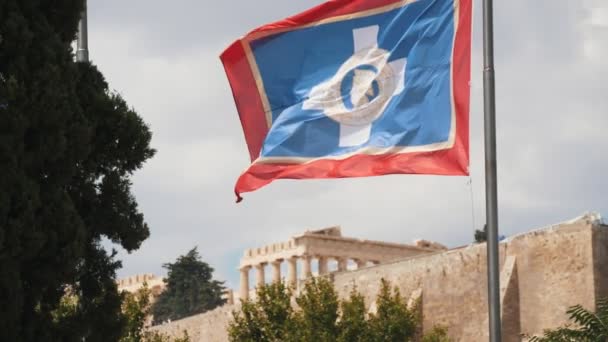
left=88, top=0, right=608, bottom=289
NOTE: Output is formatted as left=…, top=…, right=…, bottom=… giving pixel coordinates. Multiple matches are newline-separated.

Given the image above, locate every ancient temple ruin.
left=150, top=213, right=608, bottom=342
left=237, top=226, right=447, bottom=301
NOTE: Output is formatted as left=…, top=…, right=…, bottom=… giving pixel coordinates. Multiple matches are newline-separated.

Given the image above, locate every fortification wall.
left=149, top=305, right=235, bottom=341
left=332, top=220, right=599, bottom=341
left=150, top=219, right=606, bottom=341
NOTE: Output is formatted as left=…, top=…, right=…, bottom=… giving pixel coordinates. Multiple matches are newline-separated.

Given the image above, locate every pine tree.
left=0, top=1, right=155, bottom=340
left=152, top=248, right=226, bottom=324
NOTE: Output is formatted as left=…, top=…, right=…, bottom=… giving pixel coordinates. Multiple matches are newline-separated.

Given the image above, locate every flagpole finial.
left=76, top=0, right=89, bottom=62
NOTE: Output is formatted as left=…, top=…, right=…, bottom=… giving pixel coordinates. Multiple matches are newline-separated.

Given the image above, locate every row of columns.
left=239, top=256, right=377, bottom=301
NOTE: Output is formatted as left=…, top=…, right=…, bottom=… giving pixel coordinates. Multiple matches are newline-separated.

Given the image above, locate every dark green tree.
left=475, top=224, right=488, bottom=243
left=152, top=248, right=226, bottom=324
left=0, top=1, right=155, bottom=340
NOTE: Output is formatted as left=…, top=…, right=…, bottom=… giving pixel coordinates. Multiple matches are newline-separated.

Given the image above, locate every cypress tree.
left=0, top=1, right=155, bottom=340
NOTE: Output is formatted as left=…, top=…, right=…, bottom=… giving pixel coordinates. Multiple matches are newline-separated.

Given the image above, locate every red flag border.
left=220, top=0, right=472, bottom=201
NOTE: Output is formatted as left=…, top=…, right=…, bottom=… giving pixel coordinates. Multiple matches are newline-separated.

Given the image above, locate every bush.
left=228, top=278, right=443, bottom=342
left=422, top=325, right=451, bottom=342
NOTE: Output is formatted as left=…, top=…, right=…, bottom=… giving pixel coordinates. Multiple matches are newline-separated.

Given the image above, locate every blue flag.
left=221, top=0, right=471, bottom=201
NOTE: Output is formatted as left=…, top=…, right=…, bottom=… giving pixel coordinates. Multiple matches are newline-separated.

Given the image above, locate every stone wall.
left=150, top=217, right=607, bottom=341
left=149, top=305, right=235, bottom=341
left=332, top=219, right=601, bottom=341
left=118, top=273, right=164, bottom=292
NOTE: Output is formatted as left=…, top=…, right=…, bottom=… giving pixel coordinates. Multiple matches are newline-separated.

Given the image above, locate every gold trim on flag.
left=242, top=0, right=463, bottom=161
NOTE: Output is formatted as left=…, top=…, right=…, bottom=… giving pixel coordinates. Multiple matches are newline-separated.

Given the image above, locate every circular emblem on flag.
left=302, top=25, right=407, bottom=147
left=326, top=47, right=397, bottom=126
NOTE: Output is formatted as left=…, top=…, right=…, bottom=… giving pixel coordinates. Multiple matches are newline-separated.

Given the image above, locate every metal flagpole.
left=76, top=3, right=88, bottom=336
left=482, top=0, right=501, bottom=339
left=76, top=0, right=89, bottom=62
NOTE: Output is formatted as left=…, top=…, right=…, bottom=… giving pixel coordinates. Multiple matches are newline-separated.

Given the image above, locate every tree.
left=0, top=1, right=155, bottom=340
left=367, top=279, right=418, bottom=342
left=228, top=281, right=296, bottom=342
left=119, top=283, right=190, bottom=342
left=475, top=224, right=488, bottom=243
left=527, top=298, right=608, bottom=342
left=293, top=277, right=340, bottom=341
left=337, top=287, right=369, bottom=342
left=119, top=284, right=190, bottom=342
left=228, top=278, right=442, bottom=342
left=121, top=284, right=153, bottom=342
left=152, top=247, right=226, bottom=324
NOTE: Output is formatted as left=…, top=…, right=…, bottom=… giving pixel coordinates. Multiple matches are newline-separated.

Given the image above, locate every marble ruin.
left=237, top=226, right=446, bottom=301
left=149, top=213, right=608, bottom=341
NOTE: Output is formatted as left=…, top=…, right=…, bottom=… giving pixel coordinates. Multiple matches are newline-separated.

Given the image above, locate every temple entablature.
left=237, top=226, right=446, bottom=301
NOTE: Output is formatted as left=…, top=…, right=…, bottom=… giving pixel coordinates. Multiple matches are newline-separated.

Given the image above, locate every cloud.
left=90, top=0, right=608, bottom=288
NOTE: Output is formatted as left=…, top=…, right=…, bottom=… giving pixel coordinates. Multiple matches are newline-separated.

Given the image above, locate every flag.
left=221, top=0, right=472, bottom=202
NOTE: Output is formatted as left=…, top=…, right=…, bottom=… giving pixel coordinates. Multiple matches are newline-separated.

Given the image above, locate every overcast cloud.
left=89, top=0, right=608, bottom=288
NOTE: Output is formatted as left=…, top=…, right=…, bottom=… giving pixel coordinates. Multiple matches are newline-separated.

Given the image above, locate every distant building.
left=117, top=273, right=165, bottom=299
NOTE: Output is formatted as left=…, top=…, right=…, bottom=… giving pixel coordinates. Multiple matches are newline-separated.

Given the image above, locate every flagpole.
left=76, top=4, right=88, bottom=337
left=76, top=0, right=89, bottom=62
left=482, top=0, right=501, bottom=339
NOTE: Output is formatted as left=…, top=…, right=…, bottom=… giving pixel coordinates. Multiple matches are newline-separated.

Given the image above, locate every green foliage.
left=294, top=277, right=340, bottom=341
left=527, top=298, right=608, bottom=342
left=229, top=278, right=423, bottom=342
left=0, top=1, right=154, bottom=340
left=367, top=279, right=418, bottom=342
left=256, top=281, right=296, bottom=340
left=142, top=330, right=191, bottom=342
left=152, top=247, right=226, bottom=324
left=475, top=224, right=488, bottom=243
left=50, top=292, right=80, bottom=334
left=121, top=284, right=152, bottom=342
left=422, top=325, right=451, bottom=342
left=228, top=281, right=296, bottom=342
left=337, top=288, right=369, bottom=342
left=117, top=283, right=191, bottom=342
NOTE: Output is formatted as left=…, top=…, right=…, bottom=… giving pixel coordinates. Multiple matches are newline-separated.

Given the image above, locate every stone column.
left=255, top=263, right=266, bottom=287
left=318, top=256, right=329, bottom=275
left=271, top=260, right=282, bottom=283
left=239, top=266, right=251, bottom=301
left=287, top=257, right=297, bottom=287
left=337, top=257, right=348, bottom=272
left=355, top=259, right=367, bottom=269
left=301, top=256, right=312, bottom=279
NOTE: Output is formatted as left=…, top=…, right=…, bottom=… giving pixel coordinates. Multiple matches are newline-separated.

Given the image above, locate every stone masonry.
left=236, top=226, right=446, bottom=301
left=150, top=213, right=608, bottom=341
left=117, top=273, right=165, bottom=295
